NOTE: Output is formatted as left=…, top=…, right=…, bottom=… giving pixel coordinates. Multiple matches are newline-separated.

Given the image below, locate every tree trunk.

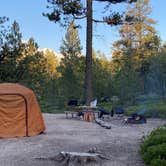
left=85, top=0, right=93, bottom=106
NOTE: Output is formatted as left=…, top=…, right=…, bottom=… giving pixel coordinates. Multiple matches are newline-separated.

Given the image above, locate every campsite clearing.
left=0, top=113, right=165, bottom=166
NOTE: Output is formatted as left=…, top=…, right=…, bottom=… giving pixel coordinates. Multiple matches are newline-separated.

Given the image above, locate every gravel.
left=0, top=113, right=165, bottom=166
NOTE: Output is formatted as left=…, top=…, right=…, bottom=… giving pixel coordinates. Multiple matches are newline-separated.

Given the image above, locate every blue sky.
left=0, top=0, right=165, bottom=59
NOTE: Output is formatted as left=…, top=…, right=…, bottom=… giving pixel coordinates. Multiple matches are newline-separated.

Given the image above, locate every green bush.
left=140, top=135, right=166, bottom=154
left=140, top=125, right=166, bottom=166
left=142, top=143, right=166, bottom=165
left=151, top=158, right=166, bottom=166
left=97, top=102, right=113, bottom=110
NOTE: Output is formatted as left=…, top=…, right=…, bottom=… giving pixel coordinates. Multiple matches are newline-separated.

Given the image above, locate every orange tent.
left=0, top=83, right=46, bottom=138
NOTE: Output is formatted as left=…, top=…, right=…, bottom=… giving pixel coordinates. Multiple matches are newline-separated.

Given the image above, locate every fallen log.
left=36, top=151, right=109, bottom=166
left=95, top=118, right=111, bottom=129
left=58, top=151, right=100, bottom=165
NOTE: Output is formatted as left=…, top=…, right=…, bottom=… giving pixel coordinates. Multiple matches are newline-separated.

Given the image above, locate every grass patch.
left=97, top=101, right=114, bottom=110
left=41, top=107, right=64, bottom=113
left=125, top=101, right=166, bottom=118
left=39, top=100, right=65, bottom=113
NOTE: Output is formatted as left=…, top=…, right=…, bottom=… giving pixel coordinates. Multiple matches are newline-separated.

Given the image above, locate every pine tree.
left=22, top=37, right=38, bottom=56
left=0, top=16, right=9, bottom=62
left=58, top=20, right=84, bottom=102
left=60, top=20, right=82, bottom=58
left=0, top=21, right=23, bottom=82
left=112, top=0, right=160, bottom=93
left=44, top=0, right=137, bottom=105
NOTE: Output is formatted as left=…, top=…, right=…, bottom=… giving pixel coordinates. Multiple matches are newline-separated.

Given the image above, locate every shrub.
left=140, top=125, right=166, bottom=166
left=151, top=158, right=166, bottom=166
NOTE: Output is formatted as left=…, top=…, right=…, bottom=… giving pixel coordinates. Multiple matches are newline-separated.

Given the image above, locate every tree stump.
left=83, top=111, right=94, bottom=122
left=55, top=151, right=101, bottom=166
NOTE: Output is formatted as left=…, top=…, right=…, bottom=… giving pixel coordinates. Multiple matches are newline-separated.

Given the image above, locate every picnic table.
left=64, top=106, right=100, bottom=122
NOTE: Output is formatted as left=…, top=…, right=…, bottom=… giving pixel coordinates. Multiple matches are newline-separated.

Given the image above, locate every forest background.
left=0, top=0, right=166, bottom=117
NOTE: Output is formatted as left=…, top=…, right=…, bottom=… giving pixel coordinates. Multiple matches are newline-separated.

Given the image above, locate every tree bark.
left=85, top=0, right=93, bottom=106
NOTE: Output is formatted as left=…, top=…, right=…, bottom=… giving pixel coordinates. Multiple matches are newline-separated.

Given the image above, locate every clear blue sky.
left=0, top=0, right=165, bottom=58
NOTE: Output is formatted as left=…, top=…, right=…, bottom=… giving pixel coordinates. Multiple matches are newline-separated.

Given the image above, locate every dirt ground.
left=0, top=114, right=166, bottom=166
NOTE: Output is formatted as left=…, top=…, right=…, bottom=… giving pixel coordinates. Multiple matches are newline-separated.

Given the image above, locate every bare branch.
left=92, top=19, right=106, bottom=23
left=94, top=0, right=137, bottom=3
left=72, top=14, right=86, bottom=20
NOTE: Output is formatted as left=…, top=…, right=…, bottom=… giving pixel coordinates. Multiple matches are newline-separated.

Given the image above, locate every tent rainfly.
left=0, top=83, right=46, bottom=138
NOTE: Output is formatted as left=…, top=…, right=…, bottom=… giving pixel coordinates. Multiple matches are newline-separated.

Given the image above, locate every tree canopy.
left=1, top=0, right=166, bottom=112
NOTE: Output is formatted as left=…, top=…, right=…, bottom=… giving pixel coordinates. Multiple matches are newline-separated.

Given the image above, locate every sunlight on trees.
left=0, top=0, right=166, bottom=111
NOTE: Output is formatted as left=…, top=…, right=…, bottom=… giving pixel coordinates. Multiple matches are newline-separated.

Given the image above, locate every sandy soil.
left=0, top=114, right=165, bottom=166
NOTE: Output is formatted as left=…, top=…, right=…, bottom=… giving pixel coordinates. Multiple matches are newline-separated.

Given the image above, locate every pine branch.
left=94, top=0, right=137, bottom=4
left=0, top=16, right=9, bottom=24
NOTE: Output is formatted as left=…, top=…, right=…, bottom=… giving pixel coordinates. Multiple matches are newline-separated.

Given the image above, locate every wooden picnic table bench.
left=64, top=111, right=78, bottom=118
left=64, top=108, right=100, bottom=119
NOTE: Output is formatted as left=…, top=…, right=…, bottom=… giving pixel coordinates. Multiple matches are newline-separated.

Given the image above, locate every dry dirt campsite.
left=0, top=113, right=165, bottom=166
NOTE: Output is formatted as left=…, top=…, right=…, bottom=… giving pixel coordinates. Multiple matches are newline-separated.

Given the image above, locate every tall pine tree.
left=44, top=0, right=137, bottom=105
left=112, top=0, right=160, bottom=93
left=0, top=21, right=23, bottom=82
left=58, top=20, right=84, bottom=103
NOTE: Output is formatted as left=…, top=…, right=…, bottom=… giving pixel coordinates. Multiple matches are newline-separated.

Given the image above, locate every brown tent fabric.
left=0, top=83, right=46, bottom=138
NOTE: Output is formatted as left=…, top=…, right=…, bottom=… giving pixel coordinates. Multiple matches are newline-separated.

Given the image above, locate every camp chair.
left=111, top=106, right=125, bottom=119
